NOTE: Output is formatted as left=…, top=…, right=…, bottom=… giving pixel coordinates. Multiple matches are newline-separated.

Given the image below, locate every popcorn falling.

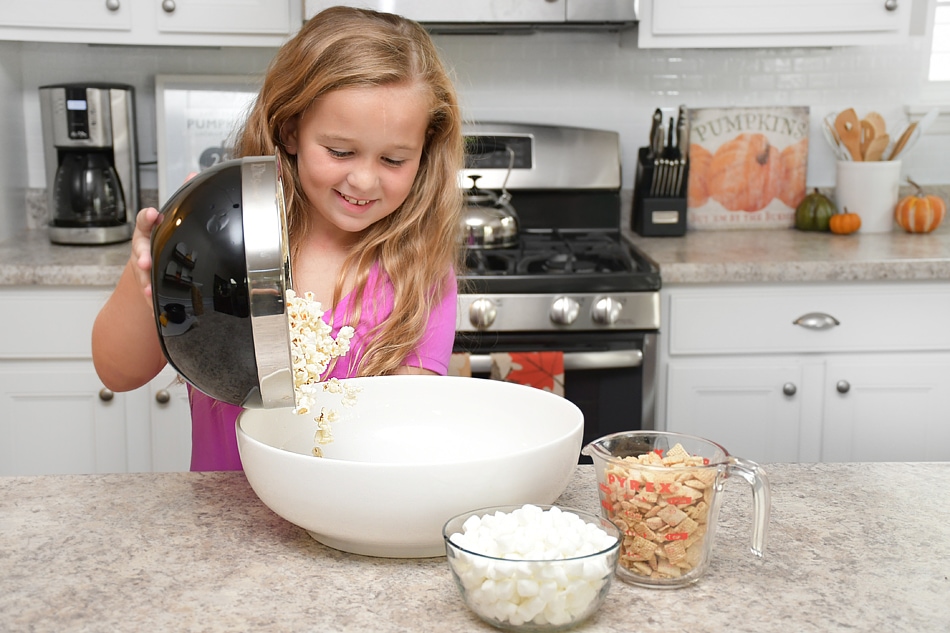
left=286, top=289, right=360, bottom=456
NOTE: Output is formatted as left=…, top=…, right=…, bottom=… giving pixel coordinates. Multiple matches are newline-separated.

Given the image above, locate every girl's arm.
left=91, top=208, right=168, bottom=391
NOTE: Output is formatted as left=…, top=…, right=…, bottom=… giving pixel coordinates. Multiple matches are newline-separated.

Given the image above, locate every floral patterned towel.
left=448, top=353, right=472, bottom=377
left=489, top=352, right=565, bottom=397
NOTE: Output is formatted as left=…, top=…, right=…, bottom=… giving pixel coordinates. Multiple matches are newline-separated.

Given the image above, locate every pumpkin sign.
left=687, top=106, right=810, bottom=230
left=687, top=144, right=713, bottom=208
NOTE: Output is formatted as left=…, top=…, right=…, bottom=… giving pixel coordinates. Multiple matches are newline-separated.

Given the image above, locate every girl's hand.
left=130, top=207, right=163, bottom=302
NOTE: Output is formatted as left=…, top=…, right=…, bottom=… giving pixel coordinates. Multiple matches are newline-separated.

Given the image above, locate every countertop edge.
left=5, top=225, right=950, bottom=287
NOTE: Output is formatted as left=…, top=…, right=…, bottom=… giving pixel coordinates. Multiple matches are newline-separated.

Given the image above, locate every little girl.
left=92, top=6, right=464, bottom=470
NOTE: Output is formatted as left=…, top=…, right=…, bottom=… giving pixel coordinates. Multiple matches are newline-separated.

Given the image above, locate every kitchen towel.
left=448, top=353, right=472, bottom=377
left=490, top=352, right=565, bottom=397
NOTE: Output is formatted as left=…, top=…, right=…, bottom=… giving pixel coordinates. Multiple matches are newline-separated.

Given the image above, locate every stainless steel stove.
left=454, top=123, right=661, bottom=457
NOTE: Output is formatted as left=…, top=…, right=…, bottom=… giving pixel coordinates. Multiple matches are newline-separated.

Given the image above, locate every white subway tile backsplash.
left=8, top=29, right=949, bottom=202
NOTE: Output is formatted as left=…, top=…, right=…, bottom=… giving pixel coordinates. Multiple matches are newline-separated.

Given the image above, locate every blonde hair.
left=235, top=6, right=464, bottom=376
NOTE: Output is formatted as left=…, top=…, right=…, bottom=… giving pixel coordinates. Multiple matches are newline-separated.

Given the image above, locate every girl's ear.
left=280, top=118, right=299, bottom=155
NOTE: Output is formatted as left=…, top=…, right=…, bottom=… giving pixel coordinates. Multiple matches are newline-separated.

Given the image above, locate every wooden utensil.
left=860, top=119, right=876, bottom=159
left=864, top=111, right=887, bottom=137
left=834, top=108, right=863, bottom=161
left=887, top=121, right=917, bottom=161
left=863, top=133, right=890, bottom=161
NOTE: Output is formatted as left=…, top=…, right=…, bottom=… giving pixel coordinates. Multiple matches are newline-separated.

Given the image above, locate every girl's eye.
left=382, top=157, right=407, bottom=167
left=327, top=148, right=351, bottom=158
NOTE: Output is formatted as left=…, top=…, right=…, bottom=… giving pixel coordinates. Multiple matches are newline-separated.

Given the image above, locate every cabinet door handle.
left=836, top=380, right=851, bottom=394
left=782, top=382, right=797, bottom=396
left=155, top=374, right=185, bottom=404
left=105, top=0, right=120, bottom=11
left=793, top=312, right=840, bottom=330
left=884, top=0, right=898, bottom=11
left=99, top=388, right=115, bottom=402
left=162, top=0, right=176, bottom=13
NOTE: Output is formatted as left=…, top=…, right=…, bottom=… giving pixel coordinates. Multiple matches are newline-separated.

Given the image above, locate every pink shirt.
left=188, top=266, right=457, bottom=471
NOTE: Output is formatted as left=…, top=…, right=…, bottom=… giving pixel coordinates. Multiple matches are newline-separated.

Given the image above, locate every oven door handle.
left=468, top=350, right=643, bottom=373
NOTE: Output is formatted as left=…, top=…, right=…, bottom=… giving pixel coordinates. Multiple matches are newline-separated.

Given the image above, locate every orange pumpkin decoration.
left=829, top=208, right=861, bottom=235
left=894, top=179, right=946, bottom=234
left=708, top=133, right=782, bottom=212
left=777, top=138, right=808, bottom=209
left=687, top=144, right=712, bottom=208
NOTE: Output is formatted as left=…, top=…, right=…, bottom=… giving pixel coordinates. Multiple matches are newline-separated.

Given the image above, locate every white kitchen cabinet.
left=657, top=281, right=950, bottom=463
left=665, top=360, right=806, bottom=462
left=0, top=0, right=302, bottom=47
left=0, top=359, right=130, bottom=475
left=821, top=356, right=950, bottom=462
left=637, top=0, right=913, bottom=48
left=0, top=286, right=192, bottom=475
left=0, top=0, right=132, bottom=34
left=143, top=365, right=192, bottom=472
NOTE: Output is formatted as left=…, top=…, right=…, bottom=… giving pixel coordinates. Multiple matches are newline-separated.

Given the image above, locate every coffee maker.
left=39, top=82, right=138, bottom=245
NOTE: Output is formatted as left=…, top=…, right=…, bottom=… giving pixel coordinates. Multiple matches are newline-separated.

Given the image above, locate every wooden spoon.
left=860, top=119, right=876, bottom=158
left=863, top=133, right=890, bottom=161
left=834, top=108, right=863, bottom=161
left=887, top=121, right=917, bottom=161
left=864, top=111, right=887, bottom=137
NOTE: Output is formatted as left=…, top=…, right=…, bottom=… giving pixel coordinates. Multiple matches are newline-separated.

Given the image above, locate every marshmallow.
left=447, top=505, right=618, bottom=628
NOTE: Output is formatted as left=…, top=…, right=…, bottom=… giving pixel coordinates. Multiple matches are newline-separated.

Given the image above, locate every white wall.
left=11, top=31, right=949, bottom=201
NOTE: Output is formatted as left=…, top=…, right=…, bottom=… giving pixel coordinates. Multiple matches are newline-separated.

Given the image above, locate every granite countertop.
left=0, top=229, right=128, bottom=286
left=2, top=463, right=947, bottom=632
left=626, top=225, right=950, bottom=284
left=5, top=219, right=950, bottom=287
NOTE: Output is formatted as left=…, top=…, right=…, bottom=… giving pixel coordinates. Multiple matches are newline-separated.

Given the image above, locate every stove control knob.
left=469, top=298, right=497, bottom=329
left=592, top=296, right=622, bottom=326
left=550, top=296, right=580, bottom=326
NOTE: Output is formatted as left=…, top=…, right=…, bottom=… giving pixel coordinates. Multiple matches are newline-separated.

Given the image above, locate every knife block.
left=632, top=147, right=688, bottom=237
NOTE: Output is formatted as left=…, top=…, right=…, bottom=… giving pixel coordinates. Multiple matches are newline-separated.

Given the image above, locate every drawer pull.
left=793, top=312, right=840, bottom=330
left=98, top=388, right=114, bottom=402
left=782, top=382, right=797, bottom=396
left=836, top=380, right=851, bottom=394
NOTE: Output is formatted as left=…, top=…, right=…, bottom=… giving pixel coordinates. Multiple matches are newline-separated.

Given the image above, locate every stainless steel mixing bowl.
left=151, top=155, right=295, bottom=408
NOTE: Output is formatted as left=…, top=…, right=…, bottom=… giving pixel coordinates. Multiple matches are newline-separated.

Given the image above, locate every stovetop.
left=456, top=122, right=661, bottom=300
left=461, top=229, right=661, bottom=295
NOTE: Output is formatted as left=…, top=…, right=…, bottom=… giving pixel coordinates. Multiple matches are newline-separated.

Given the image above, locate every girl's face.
left=282, top=82, right=430, bottom=238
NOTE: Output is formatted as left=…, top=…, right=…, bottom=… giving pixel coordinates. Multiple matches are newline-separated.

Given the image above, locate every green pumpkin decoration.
left=795, top=189, right=836, bottom=232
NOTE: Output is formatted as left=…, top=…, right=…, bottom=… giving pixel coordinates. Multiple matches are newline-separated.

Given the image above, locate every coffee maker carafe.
left=39, top=83, right=138, bottom=245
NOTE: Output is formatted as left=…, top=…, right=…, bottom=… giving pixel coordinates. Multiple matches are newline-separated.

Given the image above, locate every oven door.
left=453, top=330, right=656, bottom=463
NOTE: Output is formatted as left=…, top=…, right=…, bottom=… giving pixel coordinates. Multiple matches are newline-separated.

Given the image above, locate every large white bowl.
left=236, top=375, right=584, bottom=558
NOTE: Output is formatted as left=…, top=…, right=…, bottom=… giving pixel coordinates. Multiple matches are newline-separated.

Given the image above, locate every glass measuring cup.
left=581, top=431, right=770, bottom=589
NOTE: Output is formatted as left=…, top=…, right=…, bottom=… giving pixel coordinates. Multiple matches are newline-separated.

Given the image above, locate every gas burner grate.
left=465, top=249, right=517, bottom=275
left=460, top=228, right=660, bottom=294
left=515, top=230, right=634, bottom=276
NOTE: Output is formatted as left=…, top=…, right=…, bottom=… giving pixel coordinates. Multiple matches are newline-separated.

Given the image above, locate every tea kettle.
left=461, top=142, right=519, bottom=249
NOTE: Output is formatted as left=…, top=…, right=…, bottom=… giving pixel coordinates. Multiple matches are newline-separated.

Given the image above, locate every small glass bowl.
left=443, top=505, right=621, bottom=632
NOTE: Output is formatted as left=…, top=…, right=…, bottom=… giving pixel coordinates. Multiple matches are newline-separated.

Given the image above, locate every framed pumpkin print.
left=156, top=74, right=261, bottom=207
left=687, top=106, right=810, bottom=230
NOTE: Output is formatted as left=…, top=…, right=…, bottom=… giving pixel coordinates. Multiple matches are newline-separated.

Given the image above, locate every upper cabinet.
left=304, top=1, right=638, bottom=32
left=0, top=0, right=302, bottom=47
left=637, top=0, right=913, bottom=48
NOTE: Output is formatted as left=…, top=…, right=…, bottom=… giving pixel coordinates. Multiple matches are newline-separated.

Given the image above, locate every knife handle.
left=676, top=106, right=689, bottom=155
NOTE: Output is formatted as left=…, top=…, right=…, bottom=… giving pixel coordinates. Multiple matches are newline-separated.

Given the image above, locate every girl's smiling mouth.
left=338, top=191, right=374, bottom=206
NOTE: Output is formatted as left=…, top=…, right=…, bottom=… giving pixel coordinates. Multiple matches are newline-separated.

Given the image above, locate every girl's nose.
left=346, top=159, right=378, bottom=192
